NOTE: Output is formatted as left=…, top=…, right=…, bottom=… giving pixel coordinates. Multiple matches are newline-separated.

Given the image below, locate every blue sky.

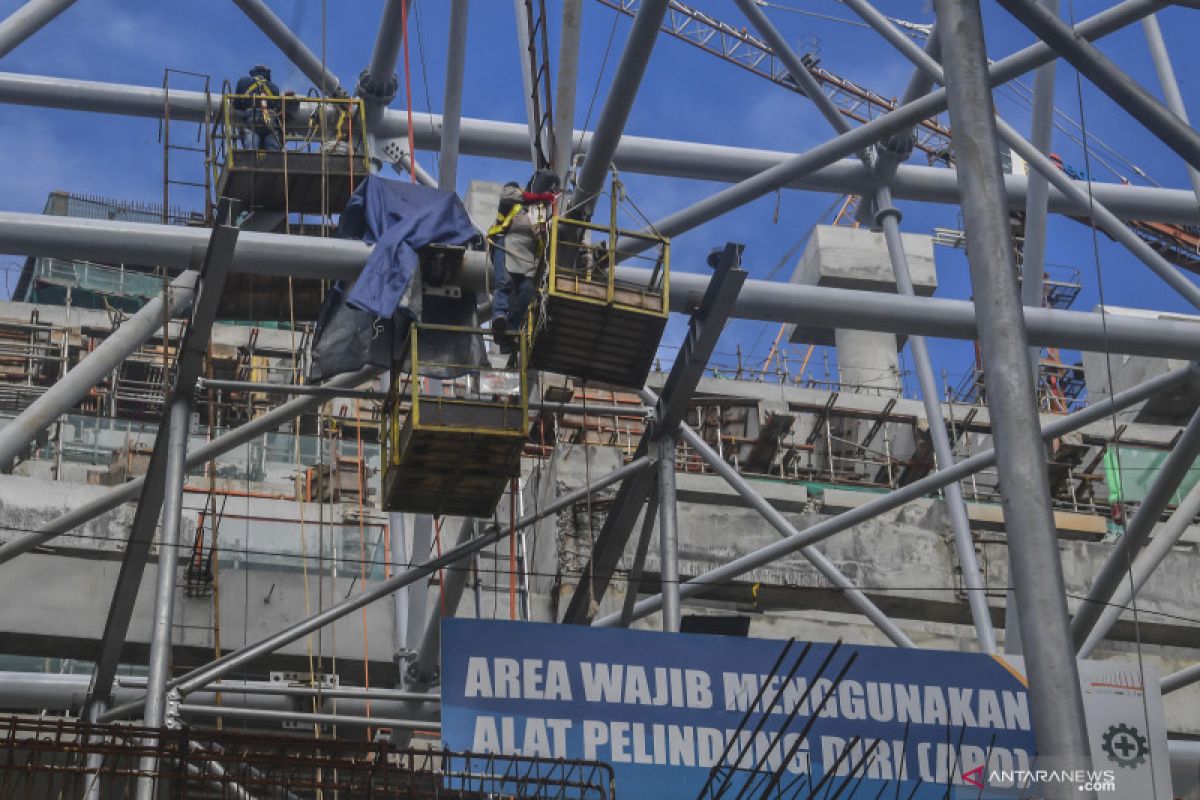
left=1, top=0, right=1198, bottom=393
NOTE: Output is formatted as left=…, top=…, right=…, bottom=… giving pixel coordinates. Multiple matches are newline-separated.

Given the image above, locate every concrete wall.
left=0, top=474, right=550, bottom=688
left=533, top=443, right=1200, bottom=735
left=1082, top=306, right=1200, bottom=425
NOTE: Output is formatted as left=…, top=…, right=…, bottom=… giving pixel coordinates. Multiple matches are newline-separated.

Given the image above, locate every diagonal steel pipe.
left=842, top=0, right=1200, bottom=311
left=0, top=0, right=76, bottom=59
left=676, top=421, right=915, bottom=648
left=613, top=0, right=1166, bottom=255
left=1078, top=480, right=1200, bottom=658
left=99, top=456, right=654, bottom=721
left=231, top=0, right=345, bottom=97
left=1141, top=13, right=1200, bottom=207
left=738, top=0, right=993, bottom=653
left=998, top=0, right=1200, bottom=171
left=1163, top=662, right=1200, bottom=695
left=596, top=363, right=1199, bottom=628
left=573, top=0, right=670, bottom=204
left=1071, top=404, right=1200, bottom=648
left=88, top=206, right=240, bottom=723
left=936, top=0, right=1091, bottom=782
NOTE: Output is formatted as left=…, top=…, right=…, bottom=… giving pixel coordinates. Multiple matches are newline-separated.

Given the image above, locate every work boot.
left=490, top=316, right=508, bottom=345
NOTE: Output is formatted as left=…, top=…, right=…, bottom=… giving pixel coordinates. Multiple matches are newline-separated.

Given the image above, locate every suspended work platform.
left=381, top=324, right=528, bottom=518
left=213, top=95, right=369, bottom=215
left=530, top=215, right=669, bottom=388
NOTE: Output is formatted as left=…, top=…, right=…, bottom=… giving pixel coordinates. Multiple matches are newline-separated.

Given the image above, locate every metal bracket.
left=164, top=689, right=182, bottom=730
left=270, top=671, right=339, bottom=690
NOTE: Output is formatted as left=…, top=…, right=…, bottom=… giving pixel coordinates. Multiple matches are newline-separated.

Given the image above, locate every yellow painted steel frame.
left=546, top=215, right=670, bottom=318
left=383, top=323, right=529, bottom=470
left=214, top=94, right=371, bottom=179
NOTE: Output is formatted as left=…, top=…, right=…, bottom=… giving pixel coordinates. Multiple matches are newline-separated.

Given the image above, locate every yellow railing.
left=546, top=214, right=670, bottom=317
left=213, top=93, right=371, bottom=176
left=382, top=323, right=529, bottom=468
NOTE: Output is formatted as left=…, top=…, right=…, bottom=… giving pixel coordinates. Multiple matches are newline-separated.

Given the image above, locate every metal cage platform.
left=213, top=95, right=369, bottom=215
left=381, top=324, right=528, bottom=518
left=529, top=215, right=669, bottom=388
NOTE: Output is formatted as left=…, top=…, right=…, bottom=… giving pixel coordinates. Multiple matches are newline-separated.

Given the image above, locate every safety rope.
left=401, top=0, right=417, bottom=183
left=1068, top=3, right=1157, bottom=793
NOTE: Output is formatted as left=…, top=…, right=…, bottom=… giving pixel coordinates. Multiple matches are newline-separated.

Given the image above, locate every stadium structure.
left=0, top=0, right=1199, bottom=797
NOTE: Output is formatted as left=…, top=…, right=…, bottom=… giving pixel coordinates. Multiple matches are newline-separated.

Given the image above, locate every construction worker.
left=232, top=64, right=282, bottom=151
left=488, top=174, right=558, bottom=356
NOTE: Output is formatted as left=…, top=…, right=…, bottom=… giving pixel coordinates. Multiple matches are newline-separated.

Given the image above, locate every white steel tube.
left=1020, top=0, right=1060, bottom=379
left=3, top=71, right=1199, bottom=222
left=574, top=0, right=671, bottom=202
left=98, top=457, right=652, bottom=720
left=231, top=0, right=345, bottom=96
left=3, top=212, right=1200, bottom=361
left=676, top=423, right=916, bottom=648
left=142, top=397, right=193, bottom=729
left=1142, top=14, right=1200, bottom=206
left=438, top=0, right=469, bottom=191
left=0, top=0, right=76, bottom=58
left=1078, top=480, right=1200, bottom=658
left=1071, top=405, right=1200, bottom=648
left=553, top=0, right=583, bottom=179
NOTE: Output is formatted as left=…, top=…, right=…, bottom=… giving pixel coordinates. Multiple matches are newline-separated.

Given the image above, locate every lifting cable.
left=1067, top=3, right=1157, bottom=792
left=401, top=0, right=417, bottom=183
left=411, top=0, right=439, bottom=176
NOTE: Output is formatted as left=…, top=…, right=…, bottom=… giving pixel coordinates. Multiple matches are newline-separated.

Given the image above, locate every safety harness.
left=246, top=77, right=277, bottom=127
left=488, top=203, right=523, bottom=237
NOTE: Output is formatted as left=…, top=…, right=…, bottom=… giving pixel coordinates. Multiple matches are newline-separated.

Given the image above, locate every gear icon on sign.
left=1102, top=723, right=1149, bottom=768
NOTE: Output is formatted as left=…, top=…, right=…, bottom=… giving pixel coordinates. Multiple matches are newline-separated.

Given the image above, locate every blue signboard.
left=441, top=619, right=1045, bottom=799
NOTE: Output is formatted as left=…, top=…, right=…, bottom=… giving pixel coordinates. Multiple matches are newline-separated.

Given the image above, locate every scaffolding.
left=0, top=717, right=616, bottom=799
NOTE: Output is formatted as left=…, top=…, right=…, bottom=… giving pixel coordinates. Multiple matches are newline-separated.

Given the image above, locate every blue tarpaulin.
left=343, top=175, right=477, bottom=318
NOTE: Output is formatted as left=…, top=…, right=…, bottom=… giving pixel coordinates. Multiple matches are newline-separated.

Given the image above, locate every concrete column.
left=787, top=224, right=937, bottom=400
left=834, top=328, right=901, bottom=394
